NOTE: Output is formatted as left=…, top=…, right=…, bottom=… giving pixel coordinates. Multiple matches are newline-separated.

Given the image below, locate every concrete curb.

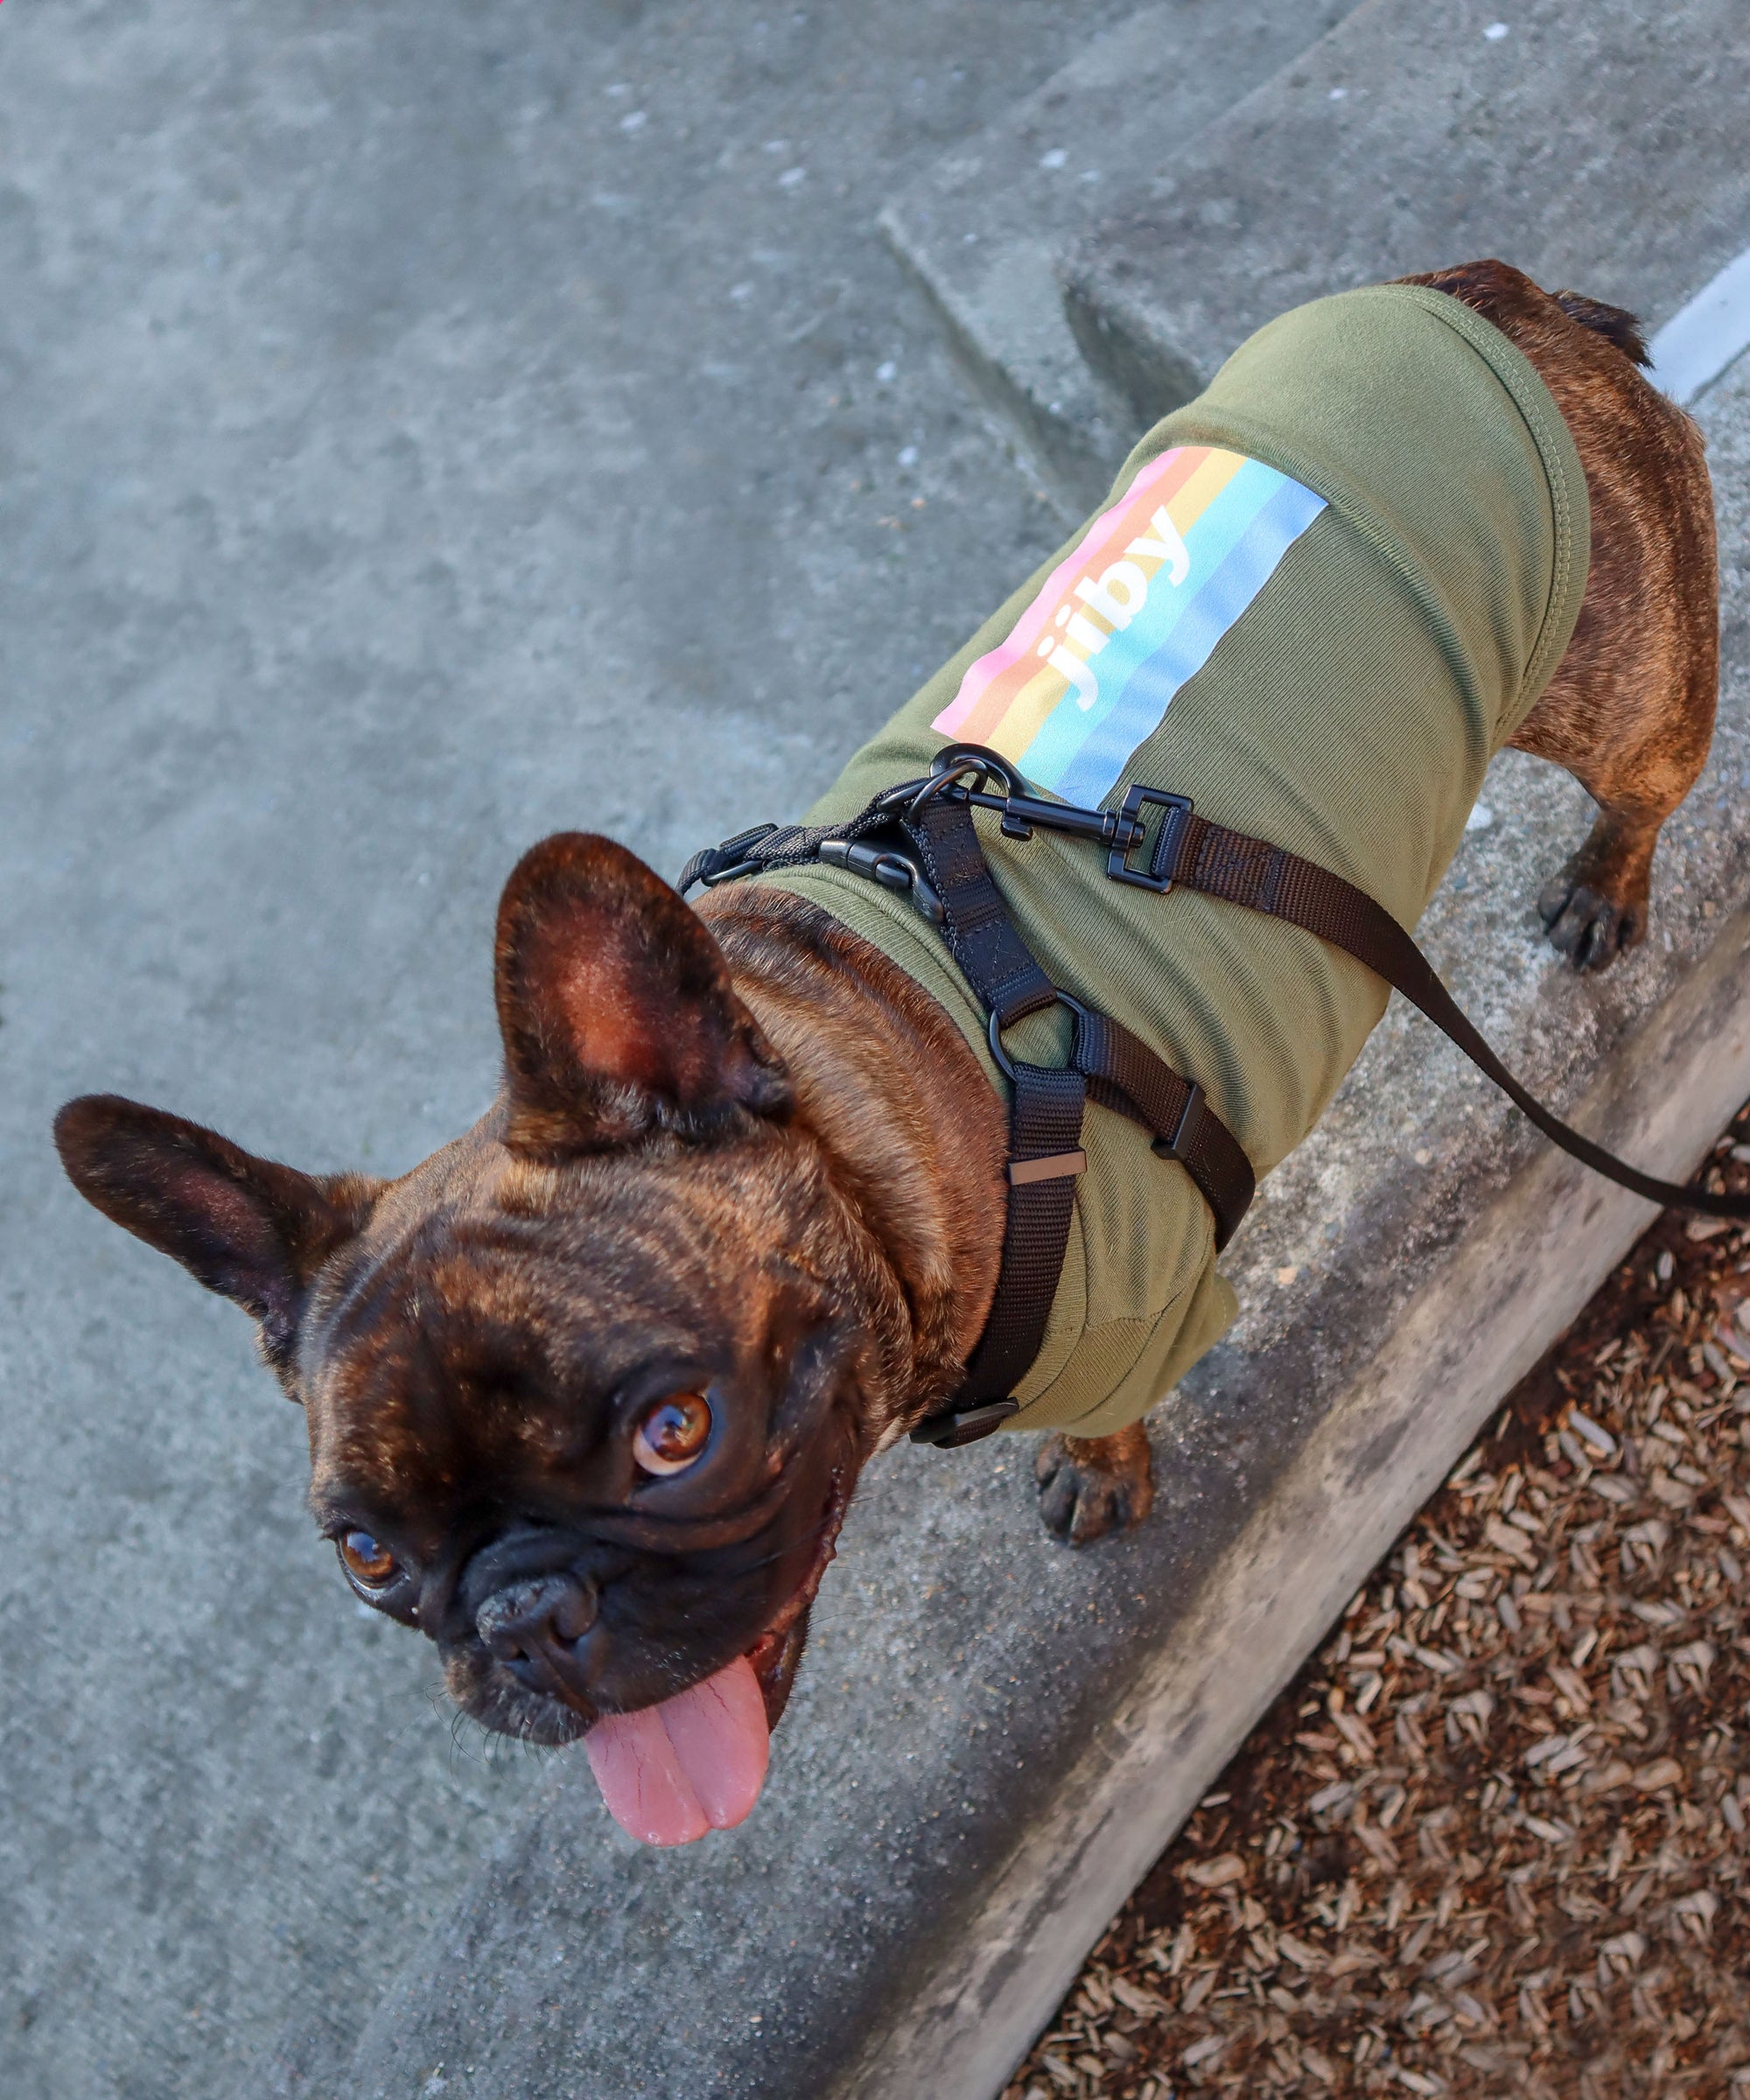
left=1650, top=246, right=1750, bottom=408
left=1061, top=0, right=1750, bottom=436
left=878, top=3, right=1353, bottom=511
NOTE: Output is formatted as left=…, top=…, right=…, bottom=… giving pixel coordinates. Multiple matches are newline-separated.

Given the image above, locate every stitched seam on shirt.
left=1391, top=285, right=1585, bottom=715
left=1158, top=284, right=1583, bottom=762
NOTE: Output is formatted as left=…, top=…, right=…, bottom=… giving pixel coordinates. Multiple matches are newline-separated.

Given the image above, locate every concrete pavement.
left=0, top=4, right=1138, bottom=2093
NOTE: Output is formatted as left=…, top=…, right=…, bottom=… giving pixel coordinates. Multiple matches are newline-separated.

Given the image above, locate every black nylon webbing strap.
left=954, top=1061, right=1087, bottom=1420
left=1161, top=811, right=1750, bottom=1222
left=901, top=795, right=1059, bottom=1027
left=898, top=795, right=1256, bottom=1250
left=892, top=795, right=1086, bottom=1441
left=677, top=803, right=894, bottom=896
left=1069, top=1005, right=1255, bottom=1250
left=894, top=795, right=1258, bottom=1438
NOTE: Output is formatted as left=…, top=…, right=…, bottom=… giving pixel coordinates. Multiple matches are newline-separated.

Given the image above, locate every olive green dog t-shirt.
left=761, top=284, right=1591, bottom=1435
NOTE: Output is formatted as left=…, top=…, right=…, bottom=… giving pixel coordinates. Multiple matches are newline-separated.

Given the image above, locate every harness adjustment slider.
left=1109, top=785, right=1195, bottom=892
left=1008, top=1149, right=1087, bottom=1186
left=1152, top=1081, right=1207, bottom=1166
left=908, top=1398, right=1022, bottom=1448
left=696, top=823, right=781, bottom=888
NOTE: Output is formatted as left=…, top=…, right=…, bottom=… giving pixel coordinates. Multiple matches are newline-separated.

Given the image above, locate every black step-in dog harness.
left=683, top=743, right=1750, bottom=1448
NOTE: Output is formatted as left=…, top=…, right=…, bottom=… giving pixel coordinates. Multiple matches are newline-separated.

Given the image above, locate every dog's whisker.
left=722, top=1504, right=846, bottom=1582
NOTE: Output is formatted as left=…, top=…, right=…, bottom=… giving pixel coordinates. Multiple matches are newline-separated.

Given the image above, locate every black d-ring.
left=907, top=741, right=1028, bottom=819
left=987, top=989, right=1088, bottom=1083
left=986, top=1006, right=1018, bottom=1082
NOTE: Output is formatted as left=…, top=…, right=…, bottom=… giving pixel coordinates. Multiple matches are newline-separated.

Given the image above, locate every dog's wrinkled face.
left=298, top=1118, right=865, bottom=1747
left=56, top=835, right=911, bottom=1827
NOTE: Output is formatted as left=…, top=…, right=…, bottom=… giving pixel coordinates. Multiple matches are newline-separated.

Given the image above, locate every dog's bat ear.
left=493, top=831, right=792, bottom=1154
left=52, top=1096, right=379, bottom=1367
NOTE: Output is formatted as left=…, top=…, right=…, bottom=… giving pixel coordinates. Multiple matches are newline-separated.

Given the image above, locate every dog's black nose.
left=475, top=1572, right=598, bottom=1694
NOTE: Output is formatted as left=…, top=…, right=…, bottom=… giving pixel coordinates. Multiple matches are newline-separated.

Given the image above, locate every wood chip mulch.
left=1005, top=1103, right=1750, bottom=2100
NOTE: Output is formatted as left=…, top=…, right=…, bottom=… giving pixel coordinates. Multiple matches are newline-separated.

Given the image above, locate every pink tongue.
left=584, top=1655, right=770, bottom=1846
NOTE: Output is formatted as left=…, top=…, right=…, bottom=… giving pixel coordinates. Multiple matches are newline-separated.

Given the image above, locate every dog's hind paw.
left=1034, top=1424, right=1155, bottom=1547
left=1536, top=862, right=1643, bottom=973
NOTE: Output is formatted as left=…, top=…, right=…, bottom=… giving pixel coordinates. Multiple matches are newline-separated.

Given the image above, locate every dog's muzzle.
left=474, top=1571, right=600, bottom=1698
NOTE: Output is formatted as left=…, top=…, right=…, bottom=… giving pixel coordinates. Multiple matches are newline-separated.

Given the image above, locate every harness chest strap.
left=897, top=790, right=1256, bottom=1445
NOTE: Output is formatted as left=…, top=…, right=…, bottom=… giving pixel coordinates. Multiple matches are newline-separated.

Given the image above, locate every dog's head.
left=56, top=834, right=914, bottom=1840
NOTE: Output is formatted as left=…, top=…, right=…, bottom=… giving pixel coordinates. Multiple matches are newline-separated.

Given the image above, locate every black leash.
left=682, top=744, right=1748, bottom=1443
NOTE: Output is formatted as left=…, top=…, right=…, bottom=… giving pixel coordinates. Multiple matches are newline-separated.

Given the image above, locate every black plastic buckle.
left=1108, top=787, right=1194, bottom=893
left=908, top=1398, right=1021, bottom=1447
left=818, top=836, right=946, bottom=925
left=698, top=823, right=780, bottom=886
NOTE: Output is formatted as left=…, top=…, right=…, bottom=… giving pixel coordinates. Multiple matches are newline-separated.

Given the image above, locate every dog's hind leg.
left=1402, top=262, right=1719, bottom=972
left=1511, top=460, right=1718, bottom=970
left=1035, top=1423, right=1154, bottom=1545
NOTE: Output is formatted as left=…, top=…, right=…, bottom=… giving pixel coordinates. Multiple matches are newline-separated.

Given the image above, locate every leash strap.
left=1154, top=808, right=1750, bottom=1221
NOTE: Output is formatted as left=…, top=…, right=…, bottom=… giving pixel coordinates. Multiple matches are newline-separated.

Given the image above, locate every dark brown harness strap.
left=904, top=794, right=1059, bottom=1031
left=1067, top=1004, right=1253, bottom=1249
left=904, top=789, right=1264, bottom=1441
left=1157, top=810, right=1750, bottom=1221
left=896, top=792, right=1255, bottom=1250
left=894, top=795, right=1088, bottom=1442
left=953, top=1063, right=1088, bottom=1434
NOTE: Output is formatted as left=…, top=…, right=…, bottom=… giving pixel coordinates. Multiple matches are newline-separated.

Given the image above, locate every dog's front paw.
left=1536, top=861, right=1643, bottom=973
left=1034, top=1424, right=1155, bottom=1546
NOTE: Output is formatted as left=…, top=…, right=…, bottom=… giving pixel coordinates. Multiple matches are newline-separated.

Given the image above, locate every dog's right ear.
left=494, top=831, right=792, bottom=1155
left=52, top=1096, right=379, bottom=1368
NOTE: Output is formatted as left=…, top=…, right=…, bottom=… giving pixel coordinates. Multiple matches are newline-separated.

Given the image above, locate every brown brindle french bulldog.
left=53, top=262, right=1717, bottom=1845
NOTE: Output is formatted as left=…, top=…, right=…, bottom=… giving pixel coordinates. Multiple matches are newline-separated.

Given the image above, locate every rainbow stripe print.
left=932, top=446, right=1326, bottom=807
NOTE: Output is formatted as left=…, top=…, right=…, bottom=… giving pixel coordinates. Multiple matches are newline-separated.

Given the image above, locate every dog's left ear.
left=52, top=1095, right=381, bottom=1369
left=494, top=831, right=792, bottom=1154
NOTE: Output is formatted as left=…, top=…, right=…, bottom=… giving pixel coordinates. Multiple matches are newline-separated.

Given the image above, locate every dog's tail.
left=1552, top=290, right=1651, bottom=368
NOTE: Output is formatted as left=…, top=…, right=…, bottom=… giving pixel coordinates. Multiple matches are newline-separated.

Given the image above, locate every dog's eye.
left=632, top=1393, right=713, bottom=1476
left=338, top=1529, right=398, bottom=1587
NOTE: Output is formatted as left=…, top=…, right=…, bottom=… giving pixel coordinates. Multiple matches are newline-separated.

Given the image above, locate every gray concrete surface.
left=0, top=4, right=1144, bottom=2096
left=6, top=4, right=1749, bottom=2100
left=879, top=1, right=1354, bottom=510
left=1063, top=0, right=1750, bottom=429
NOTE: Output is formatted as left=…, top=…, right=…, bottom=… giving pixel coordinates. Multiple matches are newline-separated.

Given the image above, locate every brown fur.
left=52, top=265, right=1719, bottom=1756
left=1403, top=262, right=1718, bottom=968
left=1035, top=1424, right=1155, bottom=1544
